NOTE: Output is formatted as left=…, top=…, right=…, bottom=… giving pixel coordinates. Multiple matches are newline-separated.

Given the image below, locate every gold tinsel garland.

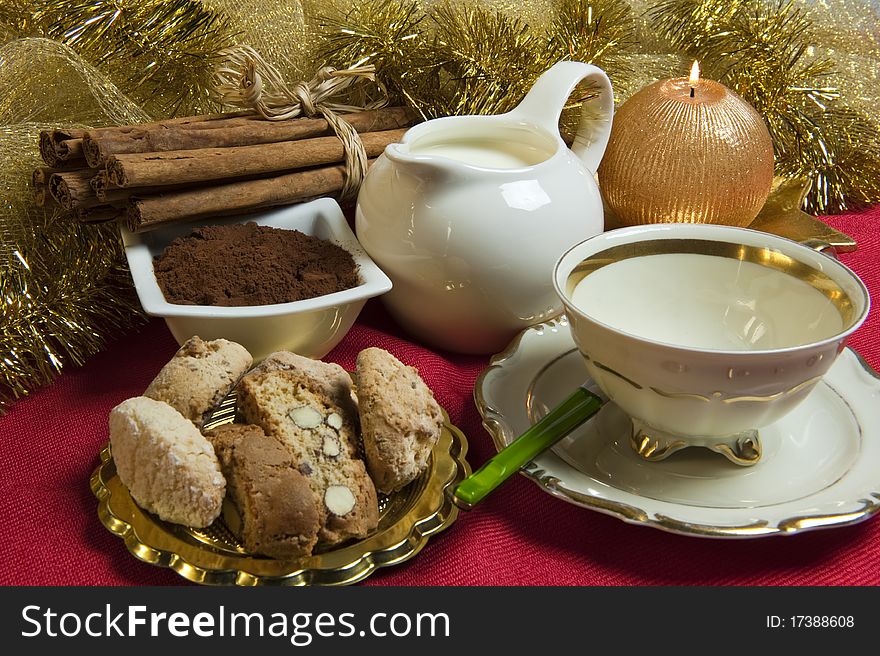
left=318, top=0, right=880, bottom=214
left=0, top=0, right=878, bottom=411
left=0, top=184, right=144, bottom=404
left=318, top=0, right=639, bottom=122
left=0, top=39, right=153, bottom=410
left=2, top=0, right=234, bottom=117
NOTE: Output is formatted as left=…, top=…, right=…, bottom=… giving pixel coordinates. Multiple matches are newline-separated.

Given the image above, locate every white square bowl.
left=121, top=198, right=392, bottom=361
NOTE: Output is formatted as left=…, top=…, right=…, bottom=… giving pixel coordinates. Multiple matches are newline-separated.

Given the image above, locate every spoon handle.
left=452, top=386, right=604, bottom=509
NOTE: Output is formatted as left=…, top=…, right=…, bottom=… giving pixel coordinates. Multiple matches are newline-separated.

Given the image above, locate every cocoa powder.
left=153, top=222, right=359, bottom=306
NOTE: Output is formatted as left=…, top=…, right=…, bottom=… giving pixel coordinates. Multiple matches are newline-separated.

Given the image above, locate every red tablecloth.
left=3, top=208, right=880, bottom=586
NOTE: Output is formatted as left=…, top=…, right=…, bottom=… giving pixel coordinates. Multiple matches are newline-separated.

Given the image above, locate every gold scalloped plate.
left=91, top=395, right=470, bottom=585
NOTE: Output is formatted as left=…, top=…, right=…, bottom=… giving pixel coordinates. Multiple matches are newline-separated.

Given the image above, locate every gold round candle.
left=598, top=63, right=775, bottom=227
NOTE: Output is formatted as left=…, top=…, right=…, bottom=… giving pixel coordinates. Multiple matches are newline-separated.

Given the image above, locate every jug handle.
left=510, top=61, right=614, bottom=174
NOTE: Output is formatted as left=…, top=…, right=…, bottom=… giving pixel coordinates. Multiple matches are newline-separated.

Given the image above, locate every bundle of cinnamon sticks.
left=33, top=107, right=415, bottom=231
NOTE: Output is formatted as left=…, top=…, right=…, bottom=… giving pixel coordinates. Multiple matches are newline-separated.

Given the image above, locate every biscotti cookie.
left=109, top=396, right=225, bottom=527
left=206, top=423, right=320, bottom=558
left=239, top=370, right=378, bottom=545
left=356, top=348, right=444, bottom=493
left=145, top=336, right=252, bottom=428
left=242, top=351, right=357, bottom=421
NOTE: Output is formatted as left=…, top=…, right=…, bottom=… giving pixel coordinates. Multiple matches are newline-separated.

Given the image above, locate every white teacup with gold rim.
left=553, top=223, right=870, bottom=466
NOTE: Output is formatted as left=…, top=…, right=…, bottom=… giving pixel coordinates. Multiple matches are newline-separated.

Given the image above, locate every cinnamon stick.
left=39, top=132, right=61, bottom=167
left=38, top=129, right=87, bottom=167
left=95, top=180, right=196, bottom=205
left=33, top=164, right=82, bottom=187
left=76, top=206, right=124, bottom=224
left=87, top=110, right=258, bottom=136
left=48, top=169, right=96, bottom=210
left=32, top=167, right=53, bottom=188
left=34, top=167, right=74, bottom=207
left=90, top=170, right=111, bottom=200
left=126, top=160, right=376, bottom=232
left=33, top=184, right=48, bottom=207
left=56, top=134, right=84, bottom=162
left=91, top=167, right=285, bottom=203
left=107, top=128, right=405, bottom=188
left=40, top=130, right=58, bottom=166
left=83, top=107, right=415, bottom=167
left=39, top=112, right=258, bottom=167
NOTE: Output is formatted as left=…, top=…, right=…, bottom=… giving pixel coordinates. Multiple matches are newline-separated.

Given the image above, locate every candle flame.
left=689, top=60, right=701, bottom=85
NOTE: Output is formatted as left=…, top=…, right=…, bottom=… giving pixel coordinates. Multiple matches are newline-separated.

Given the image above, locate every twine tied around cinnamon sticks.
left=213, top=46, right=388, bottom=202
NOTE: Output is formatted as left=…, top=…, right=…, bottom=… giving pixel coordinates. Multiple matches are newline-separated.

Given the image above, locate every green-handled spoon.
left=452, top=385, right=605, bottom=509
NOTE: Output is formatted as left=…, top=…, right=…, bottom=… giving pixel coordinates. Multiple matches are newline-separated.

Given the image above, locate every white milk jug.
left=356, top=62, right=614, bottom=353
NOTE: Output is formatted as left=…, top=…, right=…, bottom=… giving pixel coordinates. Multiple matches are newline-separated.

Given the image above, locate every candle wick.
left=689, top=86, right=695, bottom=98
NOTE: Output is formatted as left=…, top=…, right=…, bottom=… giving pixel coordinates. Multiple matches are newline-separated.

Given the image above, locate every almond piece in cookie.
left=241, top=350, right=358, bottom=421
left=356, top=348, right=444, bottom=494
left=206, top=423, right=320, bottom=558
left=145, top=336, right=252, bottom=428
left=239, top=369, right=378, bottom=546
left=109, top=396, right=225, bottom=527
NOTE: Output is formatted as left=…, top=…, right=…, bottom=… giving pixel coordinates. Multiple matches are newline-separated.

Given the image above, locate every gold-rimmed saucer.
left=475, top=316, right=880, bottom=538
left=91, top=394, right=470, bottom=585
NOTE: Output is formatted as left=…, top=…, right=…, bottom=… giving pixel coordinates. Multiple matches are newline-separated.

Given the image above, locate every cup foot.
left=630, top=418, right=762, bottom=466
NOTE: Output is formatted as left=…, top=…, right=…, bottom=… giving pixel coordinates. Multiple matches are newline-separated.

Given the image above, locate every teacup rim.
left=553, top=223, right=871, bottom=357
